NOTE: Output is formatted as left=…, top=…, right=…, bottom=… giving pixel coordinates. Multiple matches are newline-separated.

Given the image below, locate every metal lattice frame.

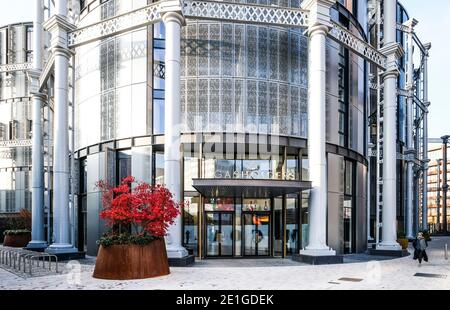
left=183, top=0, right=309, bottom=27
left=68, top=2, right=162, bottom=48
left=0, top=139, right=32, bottom=148
left=0, top=63, right=32, bottom=73
left=66, top=0, right=387, bottom=70
left=329, top=22, right=387, bottom=70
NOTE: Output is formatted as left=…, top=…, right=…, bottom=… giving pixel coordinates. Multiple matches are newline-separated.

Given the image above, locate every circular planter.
left=93, top=238, right=170, bottom=280
left=3, top=233, right=31, bottom=247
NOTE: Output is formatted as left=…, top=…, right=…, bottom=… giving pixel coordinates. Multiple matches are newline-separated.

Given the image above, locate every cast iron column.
left=377, top=0, right=403, bottom=251
left=442, top=136, right=449, bottom=233
left=44, top=0, right=77, bottom=253
left=161, top=1, right=189, bottom=259
left=422, top=43, right=431, bottom=231
left=299, top=0, right=336, bottom=257
left=27, top=0, right=47, bottom=249
left=404, top=19, right=417, bottom=240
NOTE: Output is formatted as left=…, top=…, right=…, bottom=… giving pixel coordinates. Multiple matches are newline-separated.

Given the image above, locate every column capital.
left=27, top=68, right=42, bottom=95
left=424, top=42, right=432, bottom=55
left=43, top=14, right=76, bottom=49
left=160, top=0, right=186, bottom=25
left=380, top=42, right=404, bottom=78
left=403, top=18, right=418, bottom=33
left=301, top=0, right=335, bottom=30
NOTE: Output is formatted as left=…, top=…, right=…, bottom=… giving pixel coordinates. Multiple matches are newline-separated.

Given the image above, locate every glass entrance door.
left=205, top=212, right=234, bottom=257
left=242, top=212, right=271, bottom=256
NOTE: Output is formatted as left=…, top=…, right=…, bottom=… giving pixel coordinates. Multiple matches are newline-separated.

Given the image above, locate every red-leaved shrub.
left=96, top=176, right=180, bottom=238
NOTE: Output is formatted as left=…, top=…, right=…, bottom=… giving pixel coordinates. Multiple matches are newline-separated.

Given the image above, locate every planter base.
left=93, top=238, right=170, bottom=280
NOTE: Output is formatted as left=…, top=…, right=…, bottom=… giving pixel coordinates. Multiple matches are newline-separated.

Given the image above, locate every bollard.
left=445, top=244, right=448, bottom=260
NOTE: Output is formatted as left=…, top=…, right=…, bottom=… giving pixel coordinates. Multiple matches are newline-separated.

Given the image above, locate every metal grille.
left=329, top=22, right=387, bottom=70
left=0, top=63, right=32, bottom=73
left=183, top=0, right=309, bottom=27
left=68, top=2, right=162, bottom=48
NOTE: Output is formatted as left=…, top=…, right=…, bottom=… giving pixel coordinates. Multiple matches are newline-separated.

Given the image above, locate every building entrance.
left=242, top=212, right=271, bottom=256
left=205, top=212, right=234, bottom=257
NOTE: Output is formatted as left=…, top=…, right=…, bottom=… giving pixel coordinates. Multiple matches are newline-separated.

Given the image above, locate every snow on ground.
left=1, top=237, right=449, bottom=290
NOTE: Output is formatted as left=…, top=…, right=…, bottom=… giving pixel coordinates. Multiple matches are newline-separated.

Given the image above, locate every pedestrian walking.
left=413, top=232, right=428, bottom=266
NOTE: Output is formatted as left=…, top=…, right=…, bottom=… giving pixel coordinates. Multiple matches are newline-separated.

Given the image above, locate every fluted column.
left=27, top=0, right=47, bottom=249
left=162, top=6, right=188, bottom=259
left=299, top=0, right=336, bottom=257
left=377, top=0, right=403, bottom=251
left=44, top=0, right=77, bottom=253
left=422, top=43, right=431, bottom=231
left=404, top=19, right=417, bottom=240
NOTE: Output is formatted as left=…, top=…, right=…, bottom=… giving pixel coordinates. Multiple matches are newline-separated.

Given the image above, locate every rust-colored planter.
left=93, top=238, right=170, bottom=280
left=3, top=233, right=31, bottom=247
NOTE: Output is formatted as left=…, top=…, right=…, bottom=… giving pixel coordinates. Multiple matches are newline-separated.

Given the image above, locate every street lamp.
left=441, top=135, right=450, bottom=234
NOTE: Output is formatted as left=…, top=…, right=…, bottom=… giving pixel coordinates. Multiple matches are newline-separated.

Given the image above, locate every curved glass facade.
left=75, top=0, right=149, bottom=150
left=180, top=18, right=308, bottom=137
left=0, top=23, right=33, bottom=213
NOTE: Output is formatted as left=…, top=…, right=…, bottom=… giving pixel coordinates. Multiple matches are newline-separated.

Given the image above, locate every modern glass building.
left=0, top=23, right=34, bottom=213
left=0, top=0, right=430, bottom=262
left=73, top=0, right=369, bottom=257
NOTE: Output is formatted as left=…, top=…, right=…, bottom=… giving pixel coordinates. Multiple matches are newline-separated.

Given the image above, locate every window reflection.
left=153, top=152, right=164, bottom=185
left=201, top=158, right=295, bottom=180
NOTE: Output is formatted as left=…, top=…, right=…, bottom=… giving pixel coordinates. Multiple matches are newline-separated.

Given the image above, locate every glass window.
left=286, top=197, right=299, bottom=255
left=153, top=152, right=164, bottom=185
left=286, top=156, right=299, bottom=180
left=26, top=27, right=33, bottom=62
left=338, top=46, right=349, bottom=147
left=204, top=198, right=235, bottom=211
left=301, top=191, right=310, bottom=249
left=213, top=160, right=235, bottom=179
left=183, top=196, right=199, bottom=255
left=154, top=22, right=165, bottom=40
left=273, top=197, right=283, bottom=257
left=117, top=150, right=132, bottom=184
left=242, top=199, right=270, bottom=212
left=184, top=157, right=199, bottom=191
left=153, top=99, right=165, bottom=135
left=345, top=160, right=353, bottom=196
left=242, top=160, right=271, bottom=179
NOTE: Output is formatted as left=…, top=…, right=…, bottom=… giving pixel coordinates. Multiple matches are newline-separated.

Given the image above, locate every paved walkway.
left=0, top=237, right=449, bottom=290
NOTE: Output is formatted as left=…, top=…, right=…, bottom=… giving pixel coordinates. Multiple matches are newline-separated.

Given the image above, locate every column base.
left=168, top=255, right=195, bottom=267
left=294, top=248, right=342, bottom=265
left=45, top=244, right=85, bottom=261
left=166, top=245, right=189, bottom=258
left=376, top=242, right=402, bottom=251
left=25, top=240, right=48, bottom=252
left=166, top=246, right=194, bottom=266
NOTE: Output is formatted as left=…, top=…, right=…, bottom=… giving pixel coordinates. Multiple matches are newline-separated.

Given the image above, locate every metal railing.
left=0, top=246, right=59, bottom=276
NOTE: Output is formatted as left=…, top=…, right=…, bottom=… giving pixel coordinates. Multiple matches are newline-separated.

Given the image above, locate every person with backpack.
left=413, top=232, right=428, bottom=266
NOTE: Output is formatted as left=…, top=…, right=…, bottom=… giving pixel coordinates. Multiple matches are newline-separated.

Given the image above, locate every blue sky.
left=0, top=0, right=449, bottom=138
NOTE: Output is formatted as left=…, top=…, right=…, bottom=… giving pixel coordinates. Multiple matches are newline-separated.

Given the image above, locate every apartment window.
left=0, top=123, right=5, bottom=140
left=80, top=0, right=87, bottom=11
left=117, top=150, right=132, bottom=184
left=26, top=26, right=33, bottom=63
left=153, top=22, right=165, bottom=135
left=338, top=45, right=349, bottom=147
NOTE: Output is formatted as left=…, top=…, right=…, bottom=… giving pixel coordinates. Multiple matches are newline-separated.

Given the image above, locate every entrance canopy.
left=192, top=178, right=311, bottom=198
